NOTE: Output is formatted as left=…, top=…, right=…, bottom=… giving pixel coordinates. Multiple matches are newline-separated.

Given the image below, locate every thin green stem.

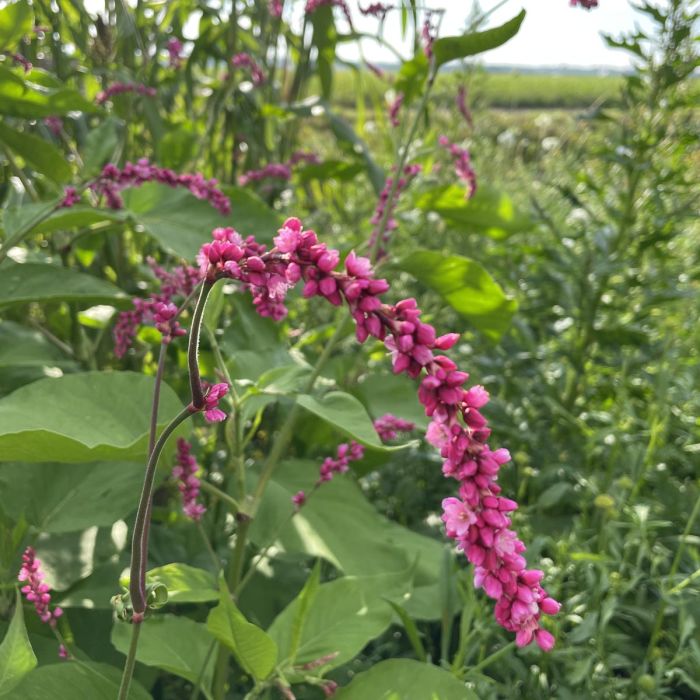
left=197, top=521, right=222, bottom=571
left=199, top=479, right=241, bottom=513
left=117, top=623, right=142, bottom=700
left=188, top=281, right=214, bottom=409
left=463, top=641, right=516, bottom=677
left=0, top=200, right=58, bottom=265
left=128, top=407, right=192, bottom=614
left=1, top=144, right=39, bottom=202
left=190, top=639, right=218, bottom=700
left=645, top=490, right=700, bottom=661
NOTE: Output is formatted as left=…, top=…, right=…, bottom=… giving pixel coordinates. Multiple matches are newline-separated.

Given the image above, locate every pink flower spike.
left=202, top=382, right=229, bottom=423
left=292, top=490, right=306, bottom=509
left=172, top=438, right=207, bottom=521
left=18, top=547, right=62, bottom=627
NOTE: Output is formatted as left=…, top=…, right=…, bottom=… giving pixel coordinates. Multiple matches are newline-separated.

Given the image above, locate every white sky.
left=338, top=0, right=663, bottom=69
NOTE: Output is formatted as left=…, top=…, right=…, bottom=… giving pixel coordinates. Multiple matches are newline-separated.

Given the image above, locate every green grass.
left=324, top=68, right=626, bottom=110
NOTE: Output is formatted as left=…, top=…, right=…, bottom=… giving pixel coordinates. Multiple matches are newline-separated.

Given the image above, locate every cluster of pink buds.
left=62, top=158, right=230, bottom=215
left=6, top=52, right=32, bottom=72
left=231, top=53, right=266, bottom=86
left=18, top=547, right=63, bottom=626
left=43, top=116, right=63, bottom=137
left=456, top=86, right=473, bottom=128
left=422, top=13, right=436, bottom=59
left=172, top=439, right=206, bottom=520
left=195, top=218, right=559, bottom=648
left=61, top=186, right=80, bottom=207
left=570, top=0, right=598, bottom=8
left=360, top=2, right=392, bottom=19
left=373, top=413, right=415, bottom=442
left=113, top=260, right=200, bottom=357
left=238, top=151, right=319, bottom=188
left=388, top=92, right=403, bottom=127
left=438, top=135, right=477, bottom=199
left=292, top=441, right=364, bottom=509
left=198, top=382, right=230, bottom=423
left=269, top=0, right=283, bottom=18
left=305, top=0, right=353, bottom=27
left=167, top=37, right=183, bottom=68
left=96, top=82, right=157, bottom=105
left=368, top=164, right=421, bottom=258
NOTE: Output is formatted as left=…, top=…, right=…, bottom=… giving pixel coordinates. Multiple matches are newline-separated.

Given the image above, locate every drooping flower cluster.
left=18, top=547, right=63, bottom=626
left=62, top=158, right=231, bottom=215
left=196, top=218, right=559, bottom=648
left=167, top=37, right=183, bottom=68
left=422, top=13, right=436, bottom=59
left=238, top=152, right=320, bottom=188
left=292, top=441, right=365, bottom=509
left=359, top=2, right=392, bottom=19
left=368, top=164, right=421, bottom=258
left=305, top=0, right=353, bottom=27
left=269, top=0, right=283, bottom=18
left=231, top=53, right=266, bottom=86
left=388, top=92, right=403, bottom=127
left=438, top=135, right=477, bottom=199
left=373, top=413, right=415, bottom=442
left=43, top=116, right=63, bottom=137
left=7, top=52, right=32, bottom=72
left=96, top=82, right=157, bottom=105
left=113, top=259, right=200, bottom=357
left=172, top=439, right=207, bottom=520
left=456, top=86, right=473, bottom=128
left=570, top=0, right=598, bottom=8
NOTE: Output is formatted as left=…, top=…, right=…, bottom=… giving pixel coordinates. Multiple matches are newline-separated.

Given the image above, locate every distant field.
left=324, top=69, right=626, bottom=110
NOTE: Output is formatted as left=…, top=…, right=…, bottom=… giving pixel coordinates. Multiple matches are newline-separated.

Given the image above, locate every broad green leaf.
left=268, top=577, right=392, bottom=673
left=0, top=199, right=61, bottom=242
left=354, top=372, right=428, bottom=430
left=206, top=580, right=278, bottom=681
left=122, top=182, right=281, bottom=259
left=433, top=10, right=526, bottom=69
left=387, top=599, right=427, bottom=662
left=288, top=561, right=321, bottom=663
left=0, top=1, right=32, bottom=50
left=123, top=183, right=229, bottom=259
left=8, top=661, right=151, bottom=700
left=296, top=391, right=385, bottom=449
left=0, top=321, right=75, bottom=369
left=27, top=206, right=127, bottom=236
left=0, top=371, right=185, bottom=462
left=395, top=53, right=429, bottom=105
left=335, top=659, right=477, bottom=699
left=0, top=262, right=128, bottom=308
left=0, top=123, right=71, bottom=184
left=220, top=185, right=283, bottom=239
left=397, top=250, right=517, bottom=341
left=250, top=460, right=444, bottom=619
left=118, top=563, right=218, bottom=604
left=0, top=461, right=145, bottom=533
left=415, top=184, right=534, bottom=239
left=112, top=615, right=216, bottom=698
left=0, top=66, right=99, bottom=118
left=83, top=118, right=122, bottom=176
left=0, top=591, right=36, bottom=697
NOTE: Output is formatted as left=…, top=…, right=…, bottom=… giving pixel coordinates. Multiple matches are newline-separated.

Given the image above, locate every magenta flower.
left=388, top=92, right=403, bottom=127
left=96, top=82, right=156, bottom=105
left=422, top=14, right=435, bottom=58
left=9, top=52, right=32, bottom=73
left=305, top=0, right=353, bottom=27
left=201, top=382, right=229, bottom=423
left=456, top=86, right=473, bottom=128
left=292, top=490, right=306, bottom=510
left=167, top=37, right=183, bottom=68
left=439, top=135, right=477, bottom=199
left=43, top=116, right=63, bottom=137
left=269, top=0, right=283, bottom=17
left=360, top=2, right=391, bottom=19
left=369, top=164, right=421, bottom=258
left=195, top=218, right=560, bottom=648
left=18, top=547, right=63, bottom=626
left=172, top=439, right=206, bottom=521
left=373, top=414, right=415, bottom=442
left=570, top=0, right=598, bottom=8
left=231, top=52, right=266, bottom=86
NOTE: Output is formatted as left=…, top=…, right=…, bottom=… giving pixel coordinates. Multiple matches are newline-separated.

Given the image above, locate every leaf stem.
left=117, top=622, right=142, bottom=700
